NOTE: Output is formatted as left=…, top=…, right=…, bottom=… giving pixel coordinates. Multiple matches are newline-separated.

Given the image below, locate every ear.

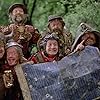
left=9, top=14, right=13, bottom=23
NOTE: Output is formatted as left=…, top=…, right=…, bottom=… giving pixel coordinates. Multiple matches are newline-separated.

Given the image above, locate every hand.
left=25, top=25, right=35, bottom=33
left=9, top=24, right=17, bottom=31
left=75, top=40, right=85, bottom=52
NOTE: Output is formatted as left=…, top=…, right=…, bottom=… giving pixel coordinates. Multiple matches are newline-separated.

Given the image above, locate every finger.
left=80, top=39, right=85, bottom=44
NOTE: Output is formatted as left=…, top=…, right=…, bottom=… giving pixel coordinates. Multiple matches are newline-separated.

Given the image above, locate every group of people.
left=0, top=3, right=100, bottom=100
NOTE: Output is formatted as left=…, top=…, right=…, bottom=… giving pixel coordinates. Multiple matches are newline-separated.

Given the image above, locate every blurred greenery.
left=0, top=0, right=100, bottom=37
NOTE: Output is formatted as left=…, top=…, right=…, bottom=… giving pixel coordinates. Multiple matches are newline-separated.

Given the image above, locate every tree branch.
left=29, top=0, right=37, bottom=23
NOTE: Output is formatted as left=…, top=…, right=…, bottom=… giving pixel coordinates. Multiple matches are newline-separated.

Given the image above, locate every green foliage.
left=0, top=0, right=22, bottom=25
left=0, top=0, right=100, bottom=37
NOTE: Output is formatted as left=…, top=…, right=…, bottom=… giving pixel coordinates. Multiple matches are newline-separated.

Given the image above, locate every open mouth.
left=8, top=58, right=15, bottom=63
left=0, top=50, right=3, bottom=53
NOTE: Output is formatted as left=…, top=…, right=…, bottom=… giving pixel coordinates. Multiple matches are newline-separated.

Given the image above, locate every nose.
left=50, top=44, right=55, bottom=48
left=7, top=53, right=13, bottom=58
left=16, top=10, right=22, bottom=14
left=15, top=10, right=19, bottom=13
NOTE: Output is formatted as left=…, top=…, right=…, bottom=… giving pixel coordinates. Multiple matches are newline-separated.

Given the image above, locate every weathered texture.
left=15, top=46, right=100, bottom=100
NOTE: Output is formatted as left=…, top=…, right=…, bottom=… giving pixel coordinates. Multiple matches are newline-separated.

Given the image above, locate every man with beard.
left=0, top=33, right=6, bottom=100
left=71, top=23, right=100, bottom=52
left=1, top=3, right=40, bottom=58
left=38, top=15, right=73, bottom=58
left=2, top=40, right=27, bottom=100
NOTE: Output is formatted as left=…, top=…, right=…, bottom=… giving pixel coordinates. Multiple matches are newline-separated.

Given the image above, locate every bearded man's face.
left=10, top=7, right=27, bottom=24
left=49, top=19, right=63, bottom=33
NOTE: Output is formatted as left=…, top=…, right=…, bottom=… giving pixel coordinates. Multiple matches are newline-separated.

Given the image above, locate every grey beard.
left=10, top=14, right=28, bottom=24
left=49, top=28, right=63, bottom=34
left=52, top=29, right=62, bottom=34
left=15, top=16, right=23, bottom=23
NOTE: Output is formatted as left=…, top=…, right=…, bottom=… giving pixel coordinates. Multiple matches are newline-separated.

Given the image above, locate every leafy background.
left=0, top=0, right=100, bottom=37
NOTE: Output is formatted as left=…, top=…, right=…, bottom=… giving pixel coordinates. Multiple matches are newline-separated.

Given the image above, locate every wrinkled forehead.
left=6, top=46, right=18, bottom=52
left=12, top=7, right=24, bottom=13
left=46, top=39, right=58, bottom=44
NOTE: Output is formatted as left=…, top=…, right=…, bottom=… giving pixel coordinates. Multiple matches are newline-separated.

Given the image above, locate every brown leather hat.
left=48, top=15, right=63, bottom=21
left=8, top=3, right=28, bottom=14
left=48, top=15, right=65, bottom=26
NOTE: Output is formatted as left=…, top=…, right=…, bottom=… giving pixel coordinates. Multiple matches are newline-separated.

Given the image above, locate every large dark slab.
left=15, top=46, right=100, bottom=100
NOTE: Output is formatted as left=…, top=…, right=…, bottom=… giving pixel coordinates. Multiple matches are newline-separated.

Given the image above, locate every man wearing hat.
left=38, top=15, right=73, bottom=57
left=71, top=23, right=100, bottom=52
left=1, top=3, right=40, bottom=58
left=2, top=40, right=27, bottom=100
left=29, top=32, right=62, bottom=63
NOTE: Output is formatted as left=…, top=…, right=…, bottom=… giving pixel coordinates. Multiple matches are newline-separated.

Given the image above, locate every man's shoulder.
left=63, top=29, right=72, bottom=36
